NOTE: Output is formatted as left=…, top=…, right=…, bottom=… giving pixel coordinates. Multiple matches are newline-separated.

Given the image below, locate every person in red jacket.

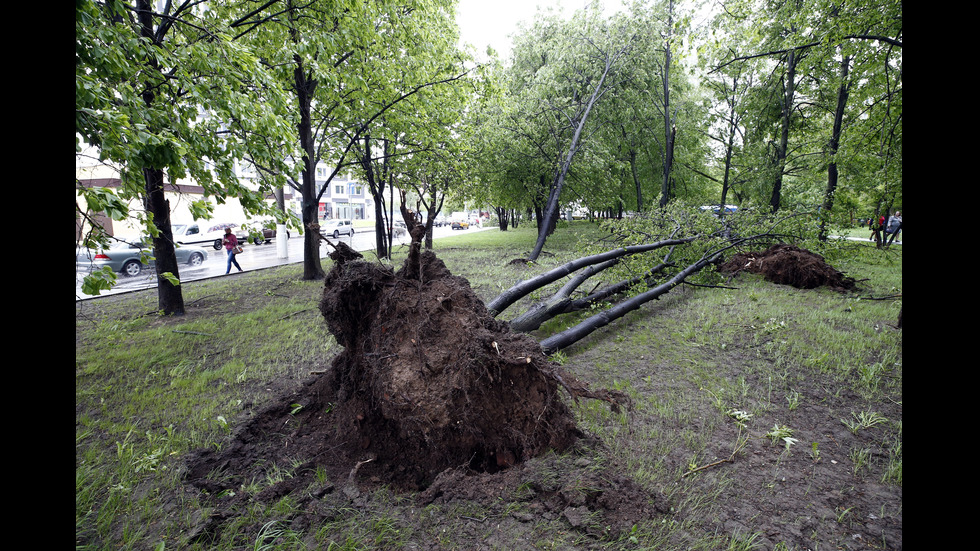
left=223, top=227, right=243, bottom=274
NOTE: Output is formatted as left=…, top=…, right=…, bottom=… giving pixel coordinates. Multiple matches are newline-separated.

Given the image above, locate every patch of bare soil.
left=718, top=243, right=858, bottom=291
left=184, top=242, right=647, bottom=547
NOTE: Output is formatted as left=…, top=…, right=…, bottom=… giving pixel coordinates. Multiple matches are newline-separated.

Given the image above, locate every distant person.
left=885, top=211, right=902, bottom=240
left=223, top=227, right=243, bottom=274
left=870, top=214, right=885, bottom=240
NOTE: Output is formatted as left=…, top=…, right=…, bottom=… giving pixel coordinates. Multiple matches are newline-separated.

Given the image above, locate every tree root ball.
left=718, top=243, right=857, bottom=291
left=316, top=244, right=599, bottom=487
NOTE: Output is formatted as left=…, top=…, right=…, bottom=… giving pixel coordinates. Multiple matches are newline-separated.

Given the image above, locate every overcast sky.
left=455, top=0, right=604, bottom=61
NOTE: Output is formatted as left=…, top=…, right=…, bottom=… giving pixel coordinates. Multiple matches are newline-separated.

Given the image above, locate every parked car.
left=699, top=205, right=739, bottom=217
left=76, top=241, right=209, bottom=277
left=393, top=221, right=408, bottom=237
left=451, top=220, right=470, bottom=230
left=242, top=219, right=290, bottom=245
left=322, top=219, right=355, bottom=238
left=173, top=222, right=248, bottom=250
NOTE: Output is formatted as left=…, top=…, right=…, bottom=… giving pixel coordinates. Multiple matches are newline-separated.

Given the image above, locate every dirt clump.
left=718, top=243, right=857, bottom=291
left=316, top=241, right=607, bottom=484
left=184, top=239, right=640, bottom=546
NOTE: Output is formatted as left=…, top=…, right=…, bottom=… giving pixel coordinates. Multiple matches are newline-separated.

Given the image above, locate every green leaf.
left=81, top=266, right=118, bottom=296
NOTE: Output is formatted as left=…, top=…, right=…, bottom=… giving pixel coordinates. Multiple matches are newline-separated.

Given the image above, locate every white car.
left=322, top=219, right=355, bottom=238
left=173, top=222, right=248, bottom=250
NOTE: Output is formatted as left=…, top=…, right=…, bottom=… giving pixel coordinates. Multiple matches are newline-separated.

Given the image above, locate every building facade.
left=76, top=159, right=373, bottom=242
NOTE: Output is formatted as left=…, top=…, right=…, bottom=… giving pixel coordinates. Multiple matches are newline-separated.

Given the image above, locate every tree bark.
left=659, top=0, right=676, bottom=208
left=509, top=259, right=674, bottom=333
left=494, top=206, right=510, bottom=231
left=488, top=237, right=696, bottom=316
left=137, top=0, right=184, bottom=315
left=509, top=258, right=620, bottom=332
left=539, top=252, right=720, bottom=354
left=291, top=40, right=326, bottom=280
left=144, top=167, right=185, bottom=315
left=819, top=55, right=851, bottom=241
left=527, top=44, right=625, bottom=262
left=770, top=48, right=798, bottom=214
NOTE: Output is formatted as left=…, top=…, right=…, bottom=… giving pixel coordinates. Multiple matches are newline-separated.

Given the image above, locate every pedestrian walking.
left=223, top=227, right=243, bottom=274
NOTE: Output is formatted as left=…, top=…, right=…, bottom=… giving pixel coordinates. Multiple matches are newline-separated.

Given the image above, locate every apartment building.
left=315, top=165, right=371, bottom=221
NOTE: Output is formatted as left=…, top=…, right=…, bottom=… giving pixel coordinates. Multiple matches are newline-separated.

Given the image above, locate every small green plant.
left=850, top=447, right=873, bottom=474
left=810, top=442, right=821, bottom=462
left=727, top=528, right=765, bottom=550
left=254, top=519, right=301, bottom=551
left=786, top=390, right=800, bottom=411
left=882, top=441, right=903, bottom=485
left=841, top=410, right=887, bottom=434
left=766, top=424, right=798, bottom=450
left=727, top=409, right=753, bottom=429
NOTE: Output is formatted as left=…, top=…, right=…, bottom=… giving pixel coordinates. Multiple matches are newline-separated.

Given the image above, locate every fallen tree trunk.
left=487, top=237, right=697, bottom=317
left=509, top=260, right=674, bottom=333
left=539, top=252, right=722, bottom=354
left=508, top=258, right=620, bottom=333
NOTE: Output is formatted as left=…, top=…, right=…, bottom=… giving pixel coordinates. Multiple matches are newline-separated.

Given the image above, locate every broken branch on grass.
left=682, top=435, right=750, bottom=478
left=277, top=308, right=315, bottom=321
left=539, top=252, right=723, bottom=354
left=487, top=237, right=698, bottom=317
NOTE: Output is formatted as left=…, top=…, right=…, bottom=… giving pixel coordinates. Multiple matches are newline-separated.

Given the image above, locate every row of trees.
left=461, top=0, right=901, bottom=257
left=76, top=0, right=902, bottom=315
left=77, top=0, right=477, bottom=314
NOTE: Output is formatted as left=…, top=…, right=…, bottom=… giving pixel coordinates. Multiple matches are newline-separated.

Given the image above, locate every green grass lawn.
left=77, top=222, right=902, bottom=550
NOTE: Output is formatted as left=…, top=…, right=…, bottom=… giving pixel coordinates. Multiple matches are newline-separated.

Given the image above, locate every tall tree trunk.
left=528, top=56, right=616, bottom=262
left=719, top=74, right=741, bottom=211
left=819, top=55, right=851, bottom=241
left=137, top=0, right=184, bottom=314
left=424, top=182, right=443, bottom=250
left=494, top=207, right=510, bottom=231
left=360, top=135, right=390, bottom=259
left=659, top=0, right=675, bottom=208
left=770, top=49, right=798, bottom=214
left=660, top=125, right=675, bottom=207
left=144, top=167, right=185, bottom=315
left=291, top=31, right=325, bottom=280
left=621, top=126, right=643, bottom=211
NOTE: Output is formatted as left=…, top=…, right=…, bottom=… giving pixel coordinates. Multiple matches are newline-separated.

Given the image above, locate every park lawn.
left=76, top=223, right=902, bottom=550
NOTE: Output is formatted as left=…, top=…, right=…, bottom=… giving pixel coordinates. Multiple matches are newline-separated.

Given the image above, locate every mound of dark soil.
left=316, top=243, right=600, bottom=483
left=184, top=240, right=640, bottom=546
left=718, top=243, right=857, bottom=291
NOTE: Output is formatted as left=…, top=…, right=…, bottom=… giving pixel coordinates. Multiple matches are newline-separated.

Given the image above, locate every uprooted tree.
left=309, top=202, right=852, bottom=481
left=187, top=203, right=859, bottom=503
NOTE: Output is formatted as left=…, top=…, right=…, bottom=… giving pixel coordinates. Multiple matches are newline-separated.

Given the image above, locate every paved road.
left=76, top=224, right=490, bottom=301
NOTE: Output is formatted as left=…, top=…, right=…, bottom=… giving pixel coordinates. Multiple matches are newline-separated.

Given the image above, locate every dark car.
left=243, top=219, right=290, bottom=245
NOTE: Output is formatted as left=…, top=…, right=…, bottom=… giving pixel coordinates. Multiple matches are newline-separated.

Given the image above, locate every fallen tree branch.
left=487, top=237, right=698, bottom=317
left=509, top=258, right=620, bottom=332
left=682, top=436, right=750, bottom=478
left=510, top=261, right=675, bottom=333
left=539, top=252, right=722, bottom=354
